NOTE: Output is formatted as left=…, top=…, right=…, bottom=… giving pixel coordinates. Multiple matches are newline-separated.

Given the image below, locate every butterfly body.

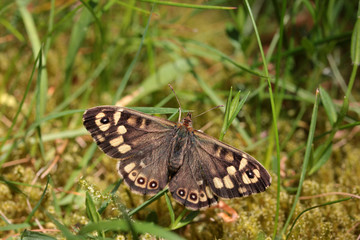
left=83, top=106, right=271, bottom=210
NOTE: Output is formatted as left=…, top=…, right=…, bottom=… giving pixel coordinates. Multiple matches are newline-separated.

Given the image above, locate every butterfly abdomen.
left=167, top=125, right=193, bottom=174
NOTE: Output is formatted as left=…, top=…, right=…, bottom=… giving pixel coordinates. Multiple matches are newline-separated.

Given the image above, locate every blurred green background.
left=0, top=0, right=359, bottom=239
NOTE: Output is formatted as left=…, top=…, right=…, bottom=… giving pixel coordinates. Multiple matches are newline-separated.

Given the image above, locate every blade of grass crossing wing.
left=128, top=188, right=168, bottom=216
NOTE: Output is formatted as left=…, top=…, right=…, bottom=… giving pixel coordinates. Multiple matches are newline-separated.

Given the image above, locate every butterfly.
left=83, top=105, right=271, bottom=210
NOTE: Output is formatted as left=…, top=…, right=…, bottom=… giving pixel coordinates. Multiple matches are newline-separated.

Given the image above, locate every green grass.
left=1, top=0, right=360, bottom=239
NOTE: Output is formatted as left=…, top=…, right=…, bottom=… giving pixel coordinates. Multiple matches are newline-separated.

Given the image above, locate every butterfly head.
left=182, top=112, right=193, bottom=128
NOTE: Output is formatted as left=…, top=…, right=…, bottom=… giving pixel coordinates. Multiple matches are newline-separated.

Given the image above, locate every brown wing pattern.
left=83, top=106, right=175, bottom=195
left=168, top=152, right=219, bottom=210
left=83, top=105, right=271, bottom=210
left=169, top=129, right=271, bottom=210
left=193, top=130, right=271, bottom=198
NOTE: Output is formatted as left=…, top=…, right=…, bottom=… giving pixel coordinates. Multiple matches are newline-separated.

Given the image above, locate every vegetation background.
left=0, top=0, right=359, bottom=239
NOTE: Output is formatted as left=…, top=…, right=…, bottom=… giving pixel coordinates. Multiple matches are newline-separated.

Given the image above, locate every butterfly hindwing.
left=168, top=152, right=219, bottom=210
left=83, top=106, right=175, bottom=195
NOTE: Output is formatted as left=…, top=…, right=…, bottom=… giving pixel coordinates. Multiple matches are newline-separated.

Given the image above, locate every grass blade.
left=281, top=89, right=321, bottom=235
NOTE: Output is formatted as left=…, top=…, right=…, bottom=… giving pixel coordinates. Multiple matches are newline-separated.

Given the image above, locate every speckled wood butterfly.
left=83, top=105, right=271, bottom=210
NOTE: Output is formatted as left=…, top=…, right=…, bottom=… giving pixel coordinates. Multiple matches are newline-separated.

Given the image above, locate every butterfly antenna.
left=168, top=84, right=182, bottom=122
left=193, top=105, right=224, bottom=119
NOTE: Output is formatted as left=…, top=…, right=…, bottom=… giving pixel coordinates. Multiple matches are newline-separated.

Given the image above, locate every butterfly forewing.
left=83, top=106, right=175, bottom=195
left=168, top=128, right=271, bottom=210
left=193, top=131, right=271, bottom=198
left=83, top=105, right=271, bottom=210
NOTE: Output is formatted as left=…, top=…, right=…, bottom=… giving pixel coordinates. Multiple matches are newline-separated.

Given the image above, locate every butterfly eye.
left=246, top=170, right=254, bottom=179
left=100, top=117, right=110, bottom=124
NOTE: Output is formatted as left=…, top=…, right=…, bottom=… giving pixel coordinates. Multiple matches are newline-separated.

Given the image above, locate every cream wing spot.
left=188, top=191, right=199, bottom=204
left=109, top=136, right=124, bottom=147
left=253, top=169, right=261, bottom=178
left=139, top=161, right=146, bottom=168
left=205, top=186, right=214, bottom=198
left=227, top=166, right=237, bottom=175
left=113, top=111, right=121, bottom=125
left=135, top=174, right=147, bottom=187
left=118, top=144, right=131, bottom=154
left=99, top=123, right=110, bottom=132
left=124, top=162, right=136, bottom=173
left=96, top=134, right=105, bottom=143
left=95, top=112, right=105, bottom=120
left=199, top=191, right=207, bottom=202
left=117, top=125, right=127, bottom=135
left=127, top=117, right=137, bottom=126
left=224, top=152, right=234, bottom=162
left=223, top=175, right=234, bottom=189
left=250, top=176, right=259, bottom=183
left=140, top=118, right=147, bottom=129
left=95, top=112, right=111, bottom=132
left=213, top=177, right=224, bottom=189
left=128, top=170, right=138, bottom=181
left=242, top=172, right=252, bottom=184
left=239, top=158, right=248, bottom=170
left=238, top=187, right=247, bottom=194
left=215, top=147, right=222, bottom=158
